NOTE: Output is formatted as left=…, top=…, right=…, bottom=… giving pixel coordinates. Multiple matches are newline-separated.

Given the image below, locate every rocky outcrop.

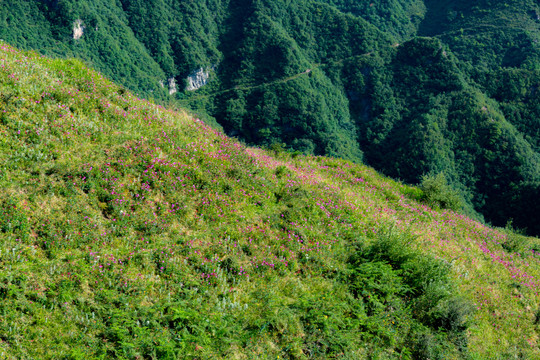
left=73, top=19, right=84, bottom=40
left=168, top=77, right=177, bottom=95
left=185, top=68, right=211, bottom=91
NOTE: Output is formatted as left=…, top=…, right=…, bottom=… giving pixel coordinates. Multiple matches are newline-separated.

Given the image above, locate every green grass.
left=1, top=41, right=540, bottom=359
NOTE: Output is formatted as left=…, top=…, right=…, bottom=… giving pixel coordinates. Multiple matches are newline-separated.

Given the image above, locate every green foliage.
left=0, top=198, right=29, bottom=241
left=419, top=173, right=463, bottom=211
left=417, top=0, right=540, bottom=70
left=1, top=0, right=539, bottom=235
left=347, top=228, right=472, bottom=358
left=324, top=0, right=426, bottom=41
left=1, top=41, right=540, bottom=359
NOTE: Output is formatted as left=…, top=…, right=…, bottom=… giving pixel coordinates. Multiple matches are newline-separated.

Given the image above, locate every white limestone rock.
left=73, top=19, right=84, bottom=40
left=185, top=68, right=211, bottom=91
left=168, top=77, right=177, bottom=95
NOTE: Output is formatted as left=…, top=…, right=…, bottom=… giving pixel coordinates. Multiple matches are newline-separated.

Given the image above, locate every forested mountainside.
left=0, top=0, right=539, bottom=235
left=3, top=40, right=540, bottom=360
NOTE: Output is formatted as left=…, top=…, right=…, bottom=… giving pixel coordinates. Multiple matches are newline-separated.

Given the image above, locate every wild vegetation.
left=1, top=0, right=539, bottom=235
left=1, top=41, right=540, bottom=359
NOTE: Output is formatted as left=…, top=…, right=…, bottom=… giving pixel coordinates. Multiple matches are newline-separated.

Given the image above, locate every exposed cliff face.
left=73, top=19, right=84, bottom=40
left=168, top=77, right=177, bottom=95
left=185, top=68, right=210, bottom=91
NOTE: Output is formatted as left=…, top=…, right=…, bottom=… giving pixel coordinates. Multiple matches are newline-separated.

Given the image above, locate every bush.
left=346, top=227, right=472, bottom=357
left=419, top=173, right=463, bottom=211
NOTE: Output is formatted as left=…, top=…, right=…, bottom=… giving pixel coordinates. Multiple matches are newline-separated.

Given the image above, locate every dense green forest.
left=0, top=0, right=539, bottom=234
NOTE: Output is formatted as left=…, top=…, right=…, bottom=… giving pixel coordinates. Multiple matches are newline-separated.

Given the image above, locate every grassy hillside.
left=1, top=0, right=539, bottom=236
left=2, top=42, right=540, bottom=359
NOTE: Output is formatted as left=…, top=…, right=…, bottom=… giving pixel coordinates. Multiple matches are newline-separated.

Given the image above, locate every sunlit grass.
left=0, top=41, right=539, bottom=359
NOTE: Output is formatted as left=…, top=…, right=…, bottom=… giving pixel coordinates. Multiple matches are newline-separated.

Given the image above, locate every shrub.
left=419, top=173, right=463, bottom=211
left=346, top=227, right=472, bottom=357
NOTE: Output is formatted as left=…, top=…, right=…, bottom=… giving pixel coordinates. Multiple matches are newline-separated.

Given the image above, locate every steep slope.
left=320, top=0, right=426, bottom=41
left=0, top=0, right=539, bottom=235
left=0, top=0, right=167, bottom=95
left=324, top=0, right=540, bottom=68
left=348, top=37, right=540, bottom=232
left=2, top=42, right=540, bottom=359
left=419, top=0, right=540, bottom=70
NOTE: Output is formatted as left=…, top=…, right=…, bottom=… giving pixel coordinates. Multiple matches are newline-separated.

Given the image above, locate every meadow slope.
left=1, top=42, right=540, bottom=359
left=3, top=0, right=540, bottom=236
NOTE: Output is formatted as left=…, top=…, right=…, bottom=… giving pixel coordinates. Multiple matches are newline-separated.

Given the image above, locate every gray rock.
left=185, top=68, right=210, bottom=91
left=168, top=77, right=177, bottom=95
left=73, top=19, right=84, bottom=40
